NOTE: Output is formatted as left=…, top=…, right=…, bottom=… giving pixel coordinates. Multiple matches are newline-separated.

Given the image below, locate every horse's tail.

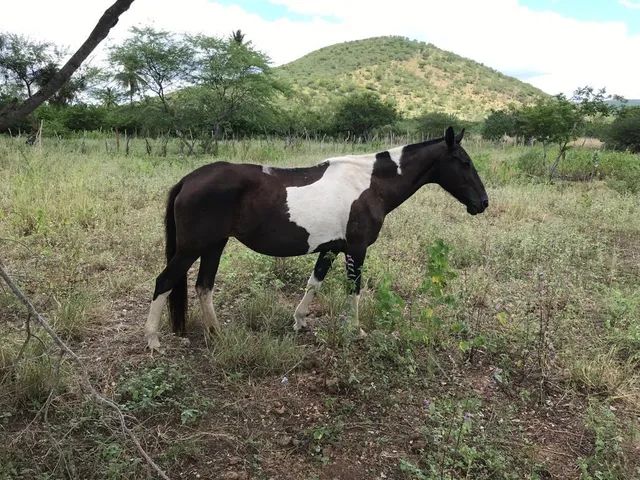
left=165, top=181, right=187, bottom=335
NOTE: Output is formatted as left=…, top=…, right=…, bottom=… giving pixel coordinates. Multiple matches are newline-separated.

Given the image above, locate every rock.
left=325, top=377, right=339, bottom=392
left=277, top=435, right=293, bottom=447
left=222, top=472, right=247, bottom=480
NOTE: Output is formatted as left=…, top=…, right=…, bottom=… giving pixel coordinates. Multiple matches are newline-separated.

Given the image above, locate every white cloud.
left=620, top=0, right=640, bottom=9
left=1, top=0, right=638, bottom=98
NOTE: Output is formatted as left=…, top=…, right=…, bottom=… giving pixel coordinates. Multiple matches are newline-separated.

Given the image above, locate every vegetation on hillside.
left=276, top=36, right=546, bottom=120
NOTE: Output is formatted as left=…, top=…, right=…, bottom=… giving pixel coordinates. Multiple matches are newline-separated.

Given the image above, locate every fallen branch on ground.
left=0, top=260, right=170, bottom=480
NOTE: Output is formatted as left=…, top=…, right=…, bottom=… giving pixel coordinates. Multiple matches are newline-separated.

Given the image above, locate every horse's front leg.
left=293, top=251, right=335, bottom=331
left=345, top=246, right=367, bottom=338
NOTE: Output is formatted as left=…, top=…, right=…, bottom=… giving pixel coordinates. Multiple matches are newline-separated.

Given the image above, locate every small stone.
left=222, top=472, right=247, bottom=480
left=277, top=435, right=293, bottom=447
left=228, top=456, right=242, bottom=466
left=272, top=401, right=286, bottom=415
left=325, top=377, right=339, bottom=392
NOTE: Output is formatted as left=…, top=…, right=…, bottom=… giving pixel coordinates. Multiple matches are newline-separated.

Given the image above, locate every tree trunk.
left=0, top=0, right=136, bottom=131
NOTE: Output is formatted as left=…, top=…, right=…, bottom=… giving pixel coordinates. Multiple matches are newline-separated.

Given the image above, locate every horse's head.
left=431, top=127, right=488, bottom=215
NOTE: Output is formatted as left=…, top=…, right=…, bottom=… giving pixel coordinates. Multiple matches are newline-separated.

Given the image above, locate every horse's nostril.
left=481, top=198, right=489, bottom=209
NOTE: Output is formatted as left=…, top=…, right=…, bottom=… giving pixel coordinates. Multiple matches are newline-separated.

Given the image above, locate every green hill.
left=276, top=36, right=546, bottom=121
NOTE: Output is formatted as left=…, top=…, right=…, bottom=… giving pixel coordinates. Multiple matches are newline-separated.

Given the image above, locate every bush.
left=332, top=90, right=398, bottom=138
left=413, top=111, right=463, bottom=139
left=605, top=107, right=640, bottom=153
left=481, top=109, right=518, bottom=140
left=63, top=105, right=107, bottom=132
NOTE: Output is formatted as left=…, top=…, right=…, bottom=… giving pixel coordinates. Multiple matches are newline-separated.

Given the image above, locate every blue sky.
left=216, top=0, right=339, bottom=22
left=1, top=0, right=639, bottom=97
left=218, top=0, right=640, bottom=35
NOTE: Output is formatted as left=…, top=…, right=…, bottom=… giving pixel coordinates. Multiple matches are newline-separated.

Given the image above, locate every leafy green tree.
left=333, top=91, right=397, bottom=138
left=0, top=33, right=59, bottom=99
left=231, top=29, right=245, bottom=45
left=185, top=34, right=282, bottom=137
left=33, top=64, right=98, bottom=106
left=481, top=109, right=519, bottom=140
left=414, top=111, right=462, bottom=139
left=109, top=27, right=193, bottom=112
left=517, top=87, right=614, bottom=177
left=114, top=62, right=140, bottom=105
left=605, top=107, right=640, bottom=153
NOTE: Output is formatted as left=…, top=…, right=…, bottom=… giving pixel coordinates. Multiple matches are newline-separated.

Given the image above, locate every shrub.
left=605, top=107, right=640, bottom=153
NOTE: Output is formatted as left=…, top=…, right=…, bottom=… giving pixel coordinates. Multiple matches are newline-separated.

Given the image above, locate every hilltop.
left=276, top=36, right=546, bottom=121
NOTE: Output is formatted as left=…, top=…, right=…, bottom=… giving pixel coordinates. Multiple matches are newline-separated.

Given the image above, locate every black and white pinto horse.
left=145, top=127, right=488, bottom=350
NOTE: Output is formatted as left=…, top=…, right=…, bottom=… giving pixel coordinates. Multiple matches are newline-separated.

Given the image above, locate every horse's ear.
left=455, top=128, right=465, bottom=144
left=445, top=126, right=455, bottom=148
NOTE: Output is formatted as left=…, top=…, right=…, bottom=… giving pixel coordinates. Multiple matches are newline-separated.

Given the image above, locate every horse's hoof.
left=146, top=335, right=162, bottom=353
left=357, top=328, right=368, bottom=339
left=293, top=317, right=308, bottom=332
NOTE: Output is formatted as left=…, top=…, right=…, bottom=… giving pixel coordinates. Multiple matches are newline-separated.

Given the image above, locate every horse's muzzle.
left=467, top=197, right=488, bottom=215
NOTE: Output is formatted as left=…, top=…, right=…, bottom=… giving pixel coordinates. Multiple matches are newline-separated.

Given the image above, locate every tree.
left=0, top=33, right=59, bottom=99
left=231, top=29, right=245, bottom=45
left=0, top=0, right=135, bottom=132
left=333, top=91, right=397, bottom=138
left=605, top=107, right=640, bottom=153
left=517, top=87, right=615, bottom=177
left=414, top=111, right=463, bottom=139
left=185, top=34, right=282, bottom=137
left=33, top=64, right=99, bottom=106
left=114, top=62, right=140, bottom=105
left=481, top=109, right=519, bottom=141
left=109, top=26, right=192, bottom=112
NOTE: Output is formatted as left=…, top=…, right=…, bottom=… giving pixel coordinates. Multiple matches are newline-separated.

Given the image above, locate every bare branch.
left=0, top=261, right=171, bottom=480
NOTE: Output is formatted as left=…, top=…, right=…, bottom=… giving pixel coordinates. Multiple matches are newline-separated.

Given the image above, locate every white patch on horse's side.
left=145, top=290, right=171, bottom=349
left=262, top=165, right=273, bottom=175
left=388, top=146, right=404, bottom=174
left=286, top=156, right=375, bottom=252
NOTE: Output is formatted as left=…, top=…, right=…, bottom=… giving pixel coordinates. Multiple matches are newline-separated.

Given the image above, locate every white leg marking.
left=197, top=286, right=220, bottom=337
left=293, top=274, right=321, bottom=331
left=350, top=294, right=367, bottom=338
left=145, top=290, right=170, bottom=350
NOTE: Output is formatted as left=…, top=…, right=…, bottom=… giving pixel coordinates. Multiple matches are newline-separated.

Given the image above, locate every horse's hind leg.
left=294, top=251, right=336, bottom=331
left=145, top=252, right=198, bottom=351
left=196, top=239, right=228, bottom=342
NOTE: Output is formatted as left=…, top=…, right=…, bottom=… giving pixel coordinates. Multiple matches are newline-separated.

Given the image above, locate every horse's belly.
left=234, top=220, right=312, bottom=257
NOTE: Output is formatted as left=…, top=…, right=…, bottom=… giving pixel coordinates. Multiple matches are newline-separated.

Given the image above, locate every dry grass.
left=1, top=135, right=639, bottom=479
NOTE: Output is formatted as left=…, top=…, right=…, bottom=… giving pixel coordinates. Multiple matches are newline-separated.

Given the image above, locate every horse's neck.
left=374, top=142, right=439, bottom=213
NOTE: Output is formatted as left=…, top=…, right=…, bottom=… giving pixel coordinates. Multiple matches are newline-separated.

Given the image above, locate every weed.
left=408, top=397, right=536, bottom=479
left=210, top=324, right=305, bottom=377
left=239, top=286, right=292, bottom=335
left=578, top=400, right=638, bottom=479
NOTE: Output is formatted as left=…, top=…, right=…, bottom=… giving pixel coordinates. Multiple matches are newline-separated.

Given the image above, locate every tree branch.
left=0, top=0, right=136, bottom=131
left=0, top=261, right=170, bottom=480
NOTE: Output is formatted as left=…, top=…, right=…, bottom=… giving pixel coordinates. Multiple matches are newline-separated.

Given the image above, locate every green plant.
left=210, top=324, right=305, bottom=377
left=371, top=273, right=405, bottom=330
left=578, top=401, right=637, bottom=479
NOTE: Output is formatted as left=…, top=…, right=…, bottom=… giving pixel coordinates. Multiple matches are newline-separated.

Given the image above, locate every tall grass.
left=1, top=134, right=639, bottom=478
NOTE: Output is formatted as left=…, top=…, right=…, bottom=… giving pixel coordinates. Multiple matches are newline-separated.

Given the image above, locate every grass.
left=0, top=134, right=639, bottom=478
